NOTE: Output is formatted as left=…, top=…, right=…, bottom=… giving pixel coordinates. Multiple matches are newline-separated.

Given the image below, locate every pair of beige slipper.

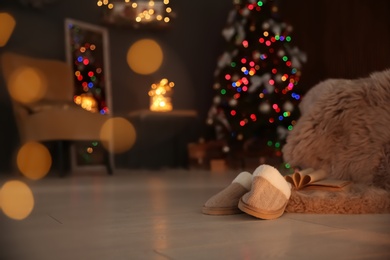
left=202, top=164, right=292, bottom=220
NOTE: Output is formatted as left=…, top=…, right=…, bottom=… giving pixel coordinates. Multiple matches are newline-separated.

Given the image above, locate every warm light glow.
left=148, top=78, right=174, bottom=112
left=98, top=0, right=173, bottom=25
left=17, top=141, right=52, bottom=180
left=127, top=39, right=163, bottom=75
left=0, top=181, right=34, bottom=220
left=0, top=12, right=16, bottom=47
left=8, top=66, right=48, bottom=104
left=100, top=117, right=137, bottom=154
left=74, top=94, right=98, bottom=113
left=148, top=178, right=168, bottom=249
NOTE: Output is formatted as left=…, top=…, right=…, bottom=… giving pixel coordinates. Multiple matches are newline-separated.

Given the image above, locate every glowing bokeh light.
left=8, top=66, right=48, bottom=104
left=1, top=181, right=34, bottom=220
left=100, top=117, right=137, bottom=154
left=17, top=141, right=52, bottom=180
left=0, top=12, right=16, bottom=47
left=127, top=39, right=163, bottom=75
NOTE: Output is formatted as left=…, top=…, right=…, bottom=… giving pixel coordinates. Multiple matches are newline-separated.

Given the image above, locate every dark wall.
left=1, top=0, right=389, bottom=172
left=279, top=0, right=390, bottom=89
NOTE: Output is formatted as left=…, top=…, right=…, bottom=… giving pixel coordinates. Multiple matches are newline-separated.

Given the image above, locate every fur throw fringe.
left=286, top=184, right=390, bottom=214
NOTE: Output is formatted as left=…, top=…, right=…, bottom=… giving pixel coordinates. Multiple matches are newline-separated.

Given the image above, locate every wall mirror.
left=64, top=18, right=114, bottom=171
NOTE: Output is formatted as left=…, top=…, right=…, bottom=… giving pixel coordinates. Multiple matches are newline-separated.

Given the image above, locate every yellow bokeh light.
left=100, top=117, right=137, bottom=154
left=17, top=141, right=52, bottom=180
left=0, top=12, right=16, bottom=47
left=8, top=66, right=48, bottom=104
left=126, top=39, right=163, bottom=75
left=0, top=181, right=34, bottom=220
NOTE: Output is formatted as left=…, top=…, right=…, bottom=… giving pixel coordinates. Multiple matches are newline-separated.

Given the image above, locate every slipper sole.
left=202, top=206, right=243, bottom=215
left=238, top=197, right=287, bottom=220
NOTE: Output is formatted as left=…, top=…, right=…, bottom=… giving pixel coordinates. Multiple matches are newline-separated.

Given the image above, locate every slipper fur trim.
left=253, top=164, right=291, bottom=198
left=232, top=171, right=252, bottom=190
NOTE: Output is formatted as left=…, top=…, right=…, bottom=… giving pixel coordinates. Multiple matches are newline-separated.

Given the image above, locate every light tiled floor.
left=1, top=169, right=390, bottom=260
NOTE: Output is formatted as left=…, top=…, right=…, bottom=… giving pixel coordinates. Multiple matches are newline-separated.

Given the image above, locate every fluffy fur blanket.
left=282, top=69, right=390, bottom=214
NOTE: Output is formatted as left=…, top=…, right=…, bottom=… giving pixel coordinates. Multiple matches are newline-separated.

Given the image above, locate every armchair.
left=1, top=52, right=113, bottom=176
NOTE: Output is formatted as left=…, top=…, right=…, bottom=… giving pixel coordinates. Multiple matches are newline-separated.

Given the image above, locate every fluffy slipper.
left=238, top=164, right=291, bottom=220
left=202, top=171, right=252, bottom=215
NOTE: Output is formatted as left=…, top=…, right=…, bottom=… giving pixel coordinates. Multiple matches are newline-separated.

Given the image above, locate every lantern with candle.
left=148, top=78, right=174, bottom=112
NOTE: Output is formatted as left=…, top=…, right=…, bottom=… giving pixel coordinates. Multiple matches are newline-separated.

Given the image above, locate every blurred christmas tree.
left=206, top=0, right=306, bottom=161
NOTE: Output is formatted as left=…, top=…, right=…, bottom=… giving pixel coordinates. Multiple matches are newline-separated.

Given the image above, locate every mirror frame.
left=64, top=18, right=114, bottom=171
